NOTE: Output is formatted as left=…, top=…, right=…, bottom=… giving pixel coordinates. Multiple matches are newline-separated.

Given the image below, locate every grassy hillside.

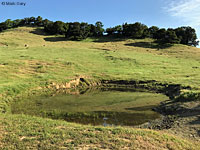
left=0, top=27, right=200, bottom=149
left=1, top=114, right=199, bottom=150
left=1, top=27, right=200, bottom=87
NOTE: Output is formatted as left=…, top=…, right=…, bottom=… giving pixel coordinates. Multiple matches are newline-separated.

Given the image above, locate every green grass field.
left=0, top=27, right=200, bottom=149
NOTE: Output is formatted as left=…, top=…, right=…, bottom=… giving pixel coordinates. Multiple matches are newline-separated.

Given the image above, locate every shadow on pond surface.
left=125, top=105, right=157, bottom=111
left=41, top=111, right=160, bottom=126
left=125, top=42, right=173, bottom=49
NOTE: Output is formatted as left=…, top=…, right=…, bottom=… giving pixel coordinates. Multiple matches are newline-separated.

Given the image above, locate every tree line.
left=0, top=16, right=199, bottom=46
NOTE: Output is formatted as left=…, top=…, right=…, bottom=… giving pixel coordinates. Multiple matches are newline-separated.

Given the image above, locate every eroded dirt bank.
left=152, top=99, right=200, bottom=141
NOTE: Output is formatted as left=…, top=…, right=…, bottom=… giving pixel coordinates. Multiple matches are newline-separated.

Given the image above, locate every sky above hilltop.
left=0, top=0, right=200, bottom=41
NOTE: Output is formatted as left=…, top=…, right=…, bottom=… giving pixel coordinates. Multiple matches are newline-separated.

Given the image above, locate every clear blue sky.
left=0, top=0, right=200, bottom=40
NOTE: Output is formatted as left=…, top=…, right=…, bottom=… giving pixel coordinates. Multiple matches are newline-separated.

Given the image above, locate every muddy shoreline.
left=100, top=79, right=200, bottom=141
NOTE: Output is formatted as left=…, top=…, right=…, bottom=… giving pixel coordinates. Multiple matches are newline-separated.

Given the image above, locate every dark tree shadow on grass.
left=125, top=42, right=173, bottom=49
left=92, top=36, right=127, bottom=43
left=44, top=37, right=69, bottom=42
left=44, top=36, right=127, bottom=43
left=30, top=28, right=51, bottom=36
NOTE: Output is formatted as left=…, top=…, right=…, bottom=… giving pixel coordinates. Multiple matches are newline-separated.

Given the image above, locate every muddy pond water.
left=11, top=88, right=168, bottom=126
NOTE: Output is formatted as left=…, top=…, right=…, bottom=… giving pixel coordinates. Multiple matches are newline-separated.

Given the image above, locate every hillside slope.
left=1, top=27, right=200, bottom=89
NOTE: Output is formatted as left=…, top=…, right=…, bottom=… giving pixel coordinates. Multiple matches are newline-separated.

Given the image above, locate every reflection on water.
left=11, top=88, right=168, bottom=126
left=59, top=111, right=160, bottom=126
left=103, top=117, right=109, bottom=127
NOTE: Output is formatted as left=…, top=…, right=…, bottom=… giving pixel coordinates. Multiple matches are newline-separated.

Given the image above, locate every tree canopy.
left=0, top=16, right=199, bottom=46
left=122, top=22, right=148, bottom=38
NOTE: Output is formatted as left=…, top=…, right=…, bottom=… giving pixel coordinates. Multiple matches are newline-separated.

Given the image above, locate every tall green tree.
left=106, top=25, right=122, bottom=36
left=175, top=27, right=198, bottom=46
left=149, top=26, right=159, bottom=38
left=66, top=22, right=81, bottom=40
left=155, top=28, right=180, bottom=44
left=122, top=22, right=148, bottom=38
left=95, top=21, right=104, bottom=36
left=0, top=19, right=14, bottom=29
left=29, top=17, right=36, bottom=25
left=164, top=29, right=180, bottom=44
left=0, top=22, right=6, bottom=31
left=106, top=27, right=114, bottom=36
left=35, top=16, right=43, bottom=26
left=66, top=22, right=91, bottom=40
left=52, top=21, right=68, bottom=35
left=23, top=17, right=31, bottom=25
left=155, top=29, right=166, bottom=39
left=80, top=22, right=90, bottom=39
left=42, top=19, right=51, bottom=26
left=44, top=21, right=54, bottom=34
left=12, top=19, right=22, bottom=27
left=88, top=24, right=96, bottom=37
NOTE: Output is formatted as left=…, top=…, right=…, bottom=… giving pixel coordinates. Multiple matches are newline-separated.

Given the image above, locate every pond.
left=11, top=88, right=168, bottom=126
